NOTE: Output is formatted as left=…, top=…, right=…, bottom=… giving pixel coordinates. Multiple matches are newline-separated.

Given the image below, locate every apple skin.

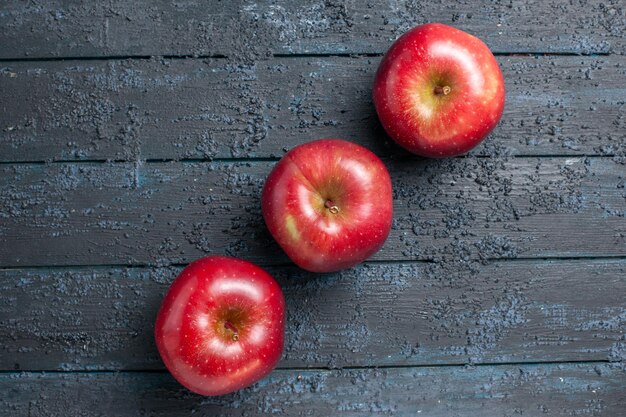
left=373, top=23, right=505, bottom=158
left=262, top=139, right=393, bottom=273
left=154, top=256, right=285, bottom=396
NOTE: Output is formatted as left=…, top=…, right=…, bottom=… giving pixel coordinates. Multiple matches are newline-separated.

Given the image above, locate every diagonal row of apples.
left=155, top=23, right=506, bottom=396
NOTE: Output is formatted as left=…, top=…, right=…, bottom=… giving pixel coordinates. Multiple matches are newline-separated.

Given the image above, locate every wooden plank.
left=0, top=157, right=624, bottom=268
left=2, top=55, right=625, bottom=162
left=1, top=0, right=623, bottom=59
left=2, top=364, right=625, bottom=416
left=1, top=259, right=624, bottom=370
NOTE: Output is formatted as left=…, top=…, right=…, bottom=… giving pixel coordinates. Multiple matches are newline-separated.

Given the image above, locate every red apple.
left=155, top=256, right=285, bottom=396
left=262, top=139, right=393, bottom=272
left=373, top=23, right=505, bottom=158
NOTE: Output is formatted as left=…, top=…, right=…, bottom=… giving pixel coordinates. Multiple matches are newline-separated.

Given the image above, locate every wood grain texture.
left=1, top=0, right=625, bottom=413
left=1, top=259, right=625, bottom=371
left=2, top=364, right=625, bottom=416
left=1, top=157, right=624, bottom=268
left=2, top=55, right=625, bottom=162
left=1, top=0, right=624, bottom=60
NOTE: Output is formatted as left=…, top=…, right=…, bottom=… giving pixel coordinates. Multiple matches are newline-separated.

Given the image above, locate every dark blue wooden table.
left=1, top=1, right=625, bottom=415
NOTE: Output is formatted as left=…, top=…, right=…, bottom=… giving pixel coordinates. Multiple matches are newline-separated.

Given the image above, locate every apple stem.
left=434, top=85, right=451, bottom=96
left=224, top=321, right=239, bottom=341
left=324, top=200, right=340, bottom=214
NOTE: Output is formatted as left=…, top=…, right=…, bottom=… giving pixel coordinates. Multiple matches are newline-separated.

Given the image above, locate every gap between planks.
left=0, top=154, right=619, bottom=167
left=0, top=51, right=612, bottom=63
left=0, top=359, right=614, bottom=375
left=2, top=255, right=626, bottom=273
